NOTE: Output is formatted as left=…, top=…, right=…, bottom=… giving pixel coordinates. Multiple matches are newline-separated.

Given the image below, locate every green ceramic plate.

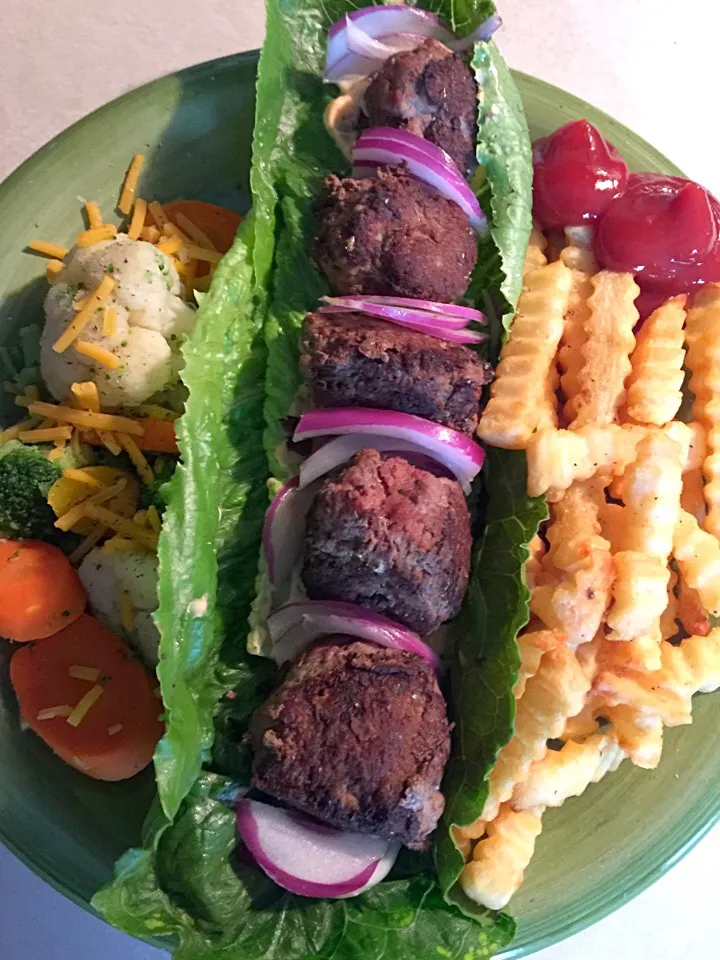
left=0, top=52, right=716, bottom=959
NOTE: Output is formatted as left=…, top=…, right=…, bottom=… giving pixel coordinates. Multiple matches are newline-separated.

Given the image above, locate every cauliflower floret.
left=78, top=546, right=160, bottom=667
left=40, top=235, right=195, bottom=408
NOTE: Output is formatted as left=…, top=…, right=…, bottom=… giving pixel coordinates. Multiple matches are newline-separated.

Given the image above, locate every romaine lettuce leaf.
left=151, top=215, right=271, bottom=820
left=434, top=449, right=548, bottom=915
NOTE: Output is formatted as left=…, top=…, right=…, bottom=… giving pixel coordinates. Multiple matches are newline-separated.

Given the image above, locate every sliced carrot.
left=0, top=540, right=86, bottom=642
left=10, top=613, right=163, bottom=781
left=162, top=200, right=242, bottom=255
left=83, top=417, right=178, bottom=454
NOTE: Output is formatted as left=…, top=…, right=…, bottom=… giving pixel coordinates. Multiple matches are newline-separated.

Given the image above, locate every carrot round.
left=0, top=540, right=87, bottom=642
left=10, top=613, right=164, bottom=781
left=162, top=200, right=243, bottom=254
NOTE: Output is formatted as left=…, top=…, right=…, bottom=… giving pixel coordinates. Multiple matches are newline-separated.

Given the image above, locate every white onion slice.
left=294, top=408, right=485, bottom=495
left=236, top=799, right=398, bottom=899
left=268, top=600, right=440, bottom=669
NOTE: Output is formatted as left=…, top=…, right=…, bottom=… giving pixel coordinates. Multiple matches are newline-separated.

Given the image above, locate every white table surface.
left=1, top=0, right=718, bottom=957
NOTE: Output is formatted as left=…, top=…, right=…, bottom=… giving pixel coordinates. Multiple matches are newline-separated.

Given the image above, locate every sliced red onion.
left=320, top=302, right=485, bottom=344
left=268, top=600, right=440, bottom=669
left=352, top=128, right=486, bottom=232
left=299, top=433, right=453, bottom=489
left=449, top=14, right=503, bottom=51
left=263, top=477, right=318, bottom=586
left=236, top=799, right=398, bottom=899
left=294, top=408, right=485, bottom=494
left=325, top=8, right=455, bottom=83
left=357, top=295, right=486, bottom=323
left=321, top=296, right=466, bottom=329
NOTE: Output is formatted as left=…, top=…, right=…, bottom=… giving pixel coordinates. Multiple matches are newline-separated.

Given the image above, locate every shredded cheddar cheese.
left=76, top=224, right=117, bottom=248
left=171, top=257, right=188, bottom=276
left=52, top=275, right=115, bottom=353
left=68, top=665, right=101, bottom=682
left=74, top=340, right=121, bottom=369
left=156, top=234, right=183, bottom=257
left=133, top=510, right=148, bottom=527
left=68, top=524, right=107, bottom=565
left=127, top=197, right=148, bottom=241
left=140, top=225, right=160, bottom=244
left=14, top=394, right=32, bottom=409
left=63, top=468, right=103, bottom=488
left=70, top=381, right=100, bottom=413
left=80, top=504, right=159, bottom=550
left=162, top=222, right=192, bottom=245
left=121, top=590, right=135, bottom=632
left=18, top=425, right=72, bottom=443
left=183, top=244, right=223, bottom=264
left=118, top=153, right=145, bottom=215
left=147, top=504, right=162, bottom=534
left=98, top=431, right=122, bottom=456
left=46, top=259, right=65, bottom=281
left=70, top=427, right=83, bottom=458
left=102, top=306, right=117, bottom=338
left=183, top=257, right=198, bottom=290
left=107, top=724, right=123, bottom=736
left=173, top=212, right=216, bottom=251
left=118, top=432, right=153, bottom=484
left=148, top=200, right=168, bottom=229
left=47, top=447, right=65, bottom=462
left=85, top=201, right=103, bottom=229
left=54, top=477, right=128, bottom=532
left=67, top=684, right=104, bottom=727
left=37, top=705, right=72, bottom=721
left=28, top=401, right=144, bottom=435
left=28, top=240, right=69, bottom=259
left=102, top=536, right=138, bottom=554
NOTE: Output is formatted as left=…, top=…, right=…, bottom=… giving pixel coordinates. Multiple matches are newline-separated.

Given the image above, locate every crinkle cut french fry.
left=673, top=510, right=720, bottom=616
left=685, top=285, right=720, bottom=538
left=476, top=259, right=572, bottom=450
left=606, top=552, right=669, bottom=640
left=569, top=271, right=640, bottom=429
left=525, top=535, right=549, bottom=590
left=526, top=421, right=701, bottom=501
left=536, top=362, right=560, bottom=433
left=561, top=699, right=601, bottom=741
left=546, top=479, right=603, bottom=570
left=510, top=733, right=625, bottom=811
left=678, top=627, right=720, bottom=693
left=604, top=705, right=663, bottom=769
left=514, top=629, right=562, bottom=699
left=461, top=804, right=544, bottom=910
left=480, top=645, right=590, bottom=822
left=625, top=295, right=687, bottom=426
left=523, top=223, right=548, bottom=275
left=559, top=228, right=598, bottom=423
left=599, top=500, right=626, bottom=554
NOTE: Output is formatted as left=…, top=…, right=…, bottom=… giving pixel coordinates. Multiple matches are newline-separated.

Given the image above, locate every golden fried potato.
left=569, top=271, right=640, bottom=429
left=561, top=700, right=601, bottom=741
left=480, top=645, right=590, bottom=823
left=659, top=567, right=680, bottom=641
left=681, top=468, right=707, bottom=525
left=673, top=510, right=720, bottom=616
left=514, top=628, right=562, bottom=699
left=603, top=705, right=663, bottom=769
left=558, top=228, right=598, bottom=424
left=625, top=295, right=686, bottom=426
left=606, top=552, right=669, bottom=641
left=461, top=804, right=543, bottom=910
left=510, top=733, right=625, bottom=810
left=677, top=575, right=710, bottom=637
left=477, top=260, right=572, bottom=450
left=622, top=430, right=684, bottom=558
left=523, top=223, right=548, bottom=275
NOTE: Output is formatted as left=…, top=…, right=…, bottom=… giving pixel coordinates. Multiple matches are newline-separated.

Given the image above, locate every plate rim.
left=0, top=49, right=714, bottom=960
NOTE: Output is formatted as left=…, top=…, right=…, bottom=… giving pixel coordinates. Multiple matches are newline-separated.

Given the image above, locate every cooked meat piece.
left=302, top=450, right=471, bottom=635
left=250, top=639, right=451, bottom=848
left=301, top=311, right=491, bottom=435
left=314, top=167, right=477, bottom=303
left=364, top=39, right=478, bottom=177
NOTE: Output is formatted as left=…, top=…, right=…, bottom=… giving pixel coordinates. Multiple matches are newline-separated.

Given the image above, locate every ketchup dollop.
left=595, top=173, right=720, bottom=293
left=532, top=120, right=628, bottom=229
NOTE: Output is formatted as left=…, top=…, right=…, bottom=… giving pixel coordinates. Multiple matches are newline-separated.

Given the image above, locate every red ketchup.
left=532, top=120, right=629, bottom=229
left=595, top=173, right=720, bottom=298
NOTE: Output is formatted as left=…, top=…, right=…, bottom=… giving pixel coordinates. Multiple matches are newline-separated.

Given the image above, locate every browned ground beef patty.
left=364, top=39, right=478, bottom=177
left=250, top=639, right=451, bottom=848
left=302, top=450, right=471, bottom=635
left=301, top=311, right=491, bottom=435
left=314, top=167, right=477, bottom=303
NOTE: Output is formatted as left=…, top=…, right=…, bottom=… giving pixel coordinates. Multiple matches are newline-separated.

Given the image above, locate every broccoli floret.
left=0, top=441, right=66, bottom=539
left=138, top=459, right=176, bottom=516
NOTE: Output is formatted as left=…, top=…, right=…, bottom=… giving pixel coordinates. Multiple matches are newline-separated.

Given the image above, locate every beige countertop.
left=0, top=1, right=718, bottom=958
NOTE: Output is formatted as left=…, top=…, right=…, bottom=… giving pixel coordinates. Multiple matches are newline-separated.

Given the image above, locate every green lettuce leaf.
left=434, top=449, right=548, bottom=913
left=96, top=775, right=515, bottom=960
left=151, top=215, right=271, bottom=819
